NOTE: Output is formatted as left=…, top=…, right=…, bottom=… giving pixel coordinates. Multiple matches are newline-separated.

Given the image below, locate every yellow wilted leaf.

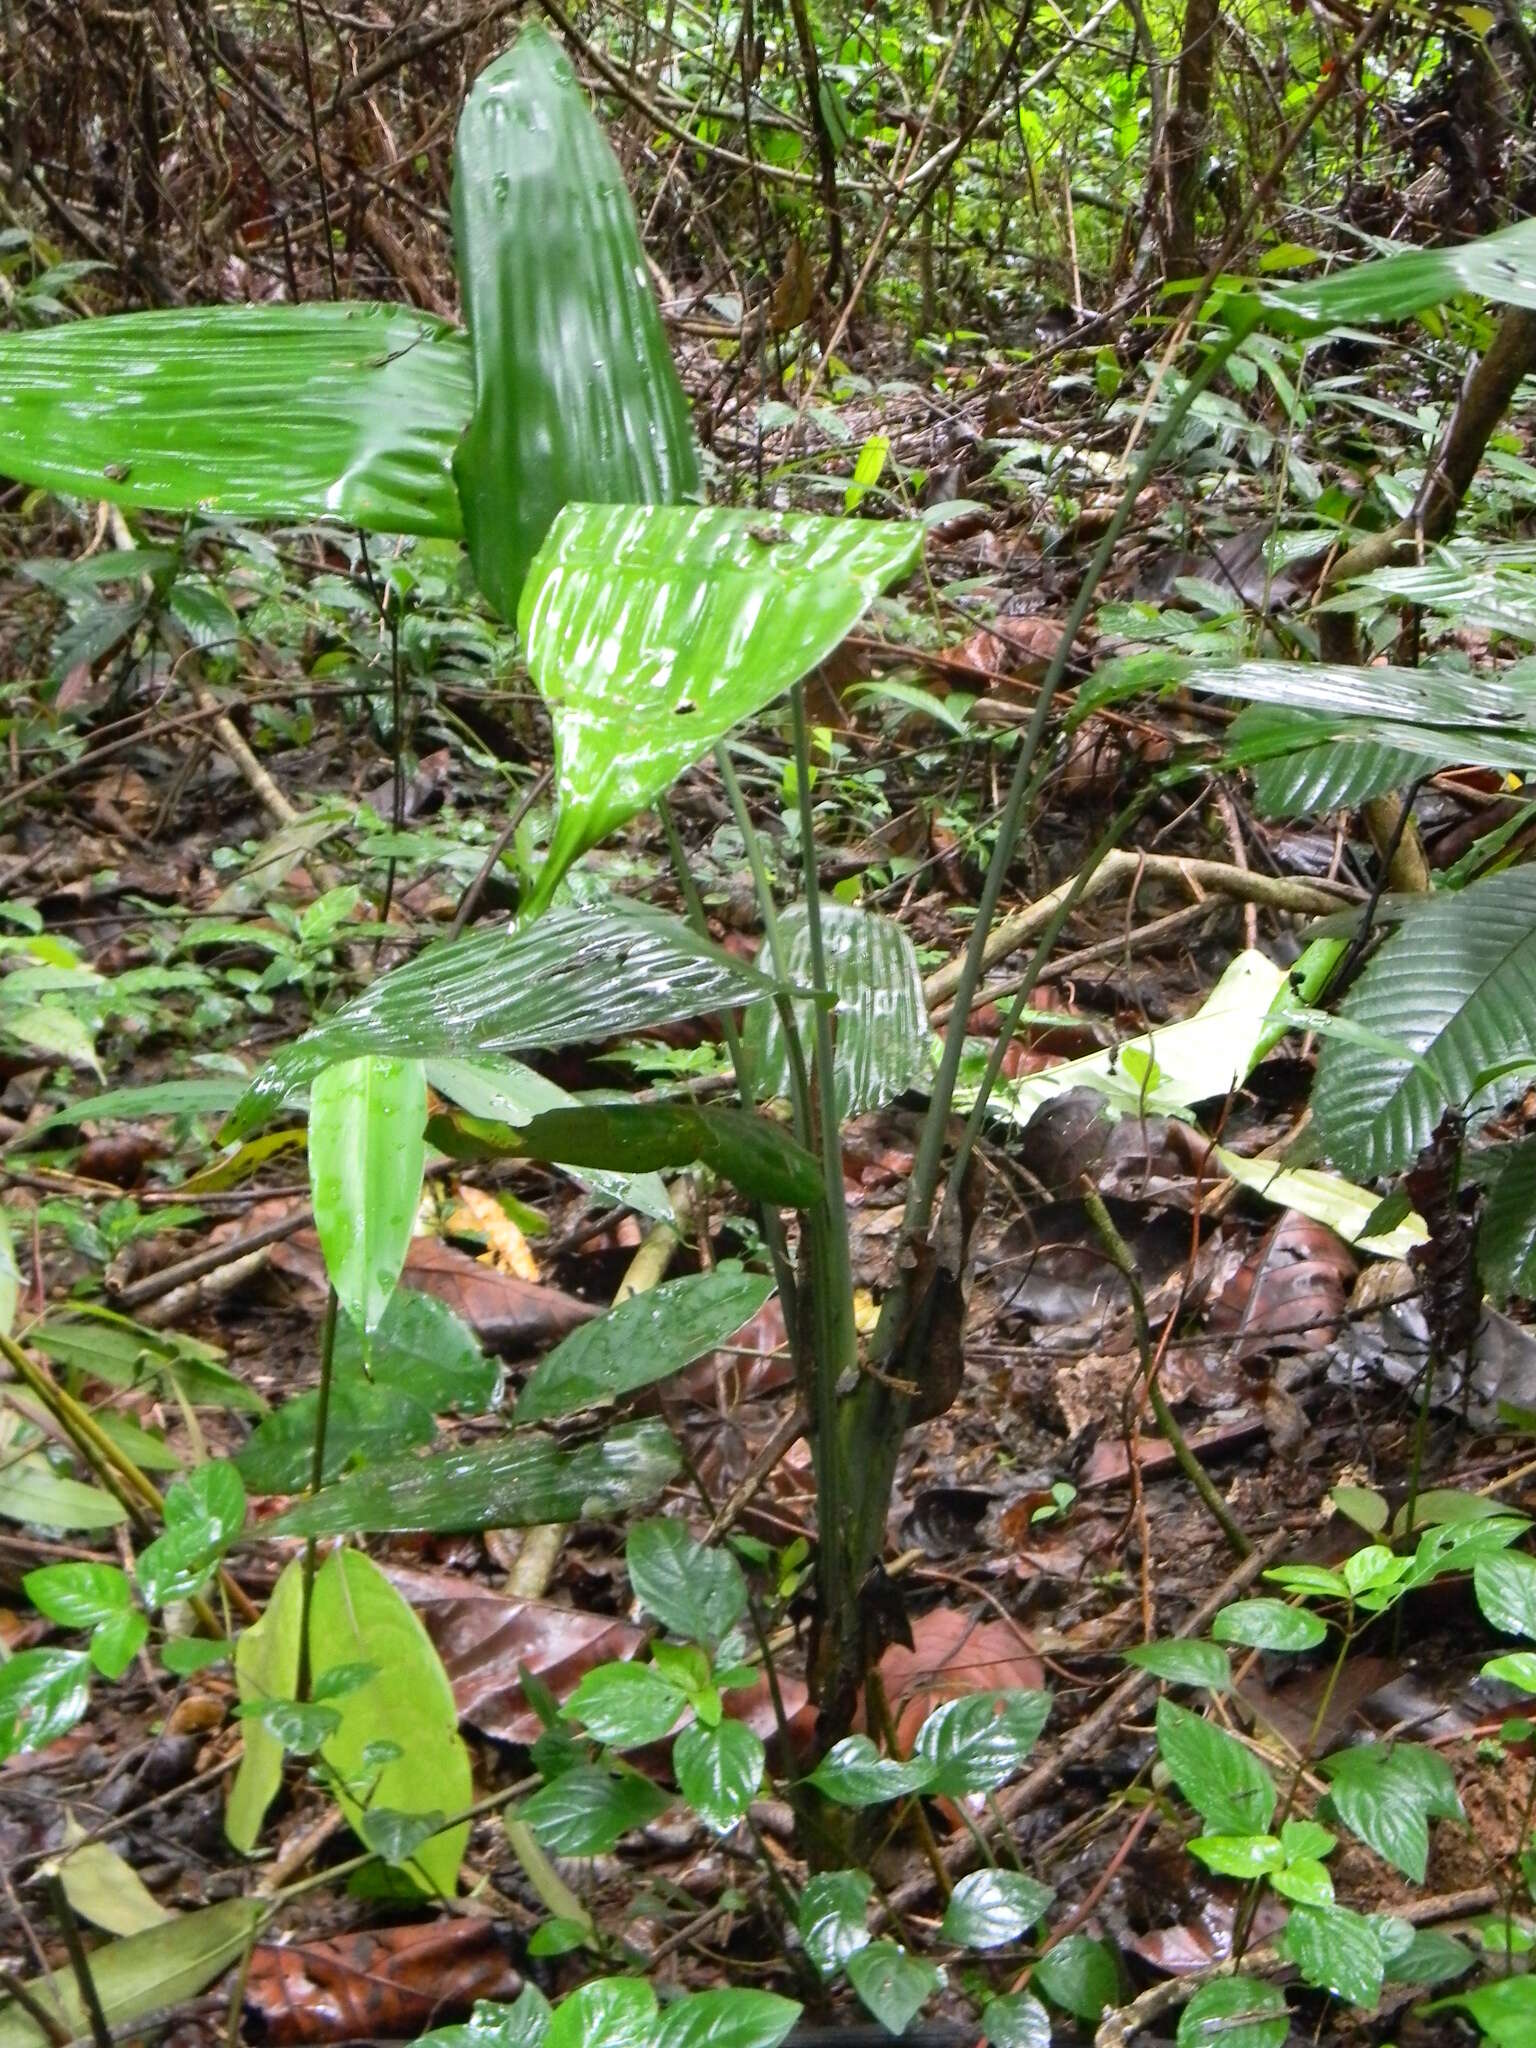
left=449, top=1184, right=540, bottom=1281
left=853, top=1288, right=880, bottom=1335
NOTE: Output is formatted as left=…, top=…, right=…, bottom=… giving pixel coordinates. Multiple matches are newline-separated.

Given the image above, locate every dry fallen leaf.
left=448, top=1184, right=541, bottom=1282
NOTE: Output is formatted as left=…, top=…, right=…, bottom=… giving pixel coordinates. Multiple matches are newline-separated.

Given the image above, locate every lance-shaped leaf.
left=450, top=25, right=700, bottom=619
left=513, top=1103, right=821, bottom=1208
left=267, top=1418, right=681, bottom=1537
left=743, top=899, right=932, bottom=1119
left=1312, top=865, right=1536, bottom=1178
left=226, top=900, right=776, bottom=1135
left=0, top=304, right=470, bottom=535
left=1253, top=215, right=1536, bottom=331
left=519, top=504, right=924, bottom=912
left=308, top=1055, right=426, bottom=1336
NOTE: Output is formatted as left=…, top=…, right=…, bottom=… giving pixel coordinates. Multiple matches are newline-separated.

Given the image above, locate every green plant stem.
left=715, top=744, right=791, bottom=975
left=789, top=680, right=862, bottom=1736
left=296, top=1287, right=339, bottom=1705
left=899, top=320, right=1249, bottom=1257
left=45, top=1876, right=111, bottom=2048
left=1081, top=1184, right=1250, bottom=1559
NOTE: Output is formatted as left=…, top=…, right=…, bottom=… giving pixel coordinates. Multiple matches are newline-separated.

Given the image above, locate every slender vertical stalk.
left=296, top=1286, right=339, bottom=1704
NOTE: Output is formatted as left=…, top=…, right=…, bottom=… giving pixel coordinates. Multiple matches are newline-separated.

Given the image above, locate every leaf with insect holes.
left=1155, top=1699, right=1277, bottom=1835
left=519, top=503, right=922, bottom=913
left=673, top=1719, right=764, bottom=1834
left=307, top=1054, right=425, bottom=1337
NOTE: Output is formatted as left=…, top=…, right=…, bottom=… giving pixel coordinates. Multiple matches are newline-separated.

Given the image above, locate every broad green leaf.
left=0, top=1898, right=263, bottom=2048
left=235, top=1378, right=437, bottom=1494
left=1382, top=1928, right=1474, bottom=1985
left=29, top=1307, right=266, bottom=1412
left=519, top=503, right=923, bottom=911
left=563, top=1663, right=685, bottom=1748
left=513, top=1103, right=821, bottom=1209
left=421, top=1989, right=553, bottom=2048
left=844, top=1943, right=942, bottom=2035
left=652, top=1991, right=798, bottom=2048
left=1121, top=1638, right=1232, bottom=1690
left=798, top=1869, right=873, bottom=1975
left=229, top=900, right=775, bottom=1134
left=1211, top=1598, right=1327, bottom=1652
left=335, top=1290, right=498, bottom=1414
left=450, top=26, right=700, bottom=620
left=1230, top=704, right=1460, bottom=818
left=939, top=1870, right=1054, bottom=1949
left=0, top=305, right=469, bottom=535
left=88, top=1610, right=149, bottom=1682
left=1277, top=1902, right=1385, bottom=2009
left=1155, top=1699, right=1277, bottom=1835
left=427, top=1056, right=670, bottom=1219
left=743, top=900, right=933, bottom=1119
left=1482, top=1651, right=1536, bottom=1691
left=1481, top=1136, right=1536, bottom=1296
left=980, top=1993, right=1051, bottom=2048
left=308, top=1054, right=425, bottom=1336
left=0, top=1456, right=127, bottom=1531
left=1318, top=1741, right=1462, bottom=1882
left=0, top=1649, right=91, bottom=1762
left=517, top=1268, right=772, bottom=1423
left=910, top=1689, right=1050, bottom=1794
left=626, top=1518, right=748, bottom=1648
left=227, top=1557, right=303, bottom=1853
left=545, top=1982, right=653, bottom=2048
left=269, top=1418, right=682, bottom=1537
left=1428, top=1974, right=1536, bottom=2047
left=280, top=1551, right=469, bottom=1893
left=52, top=1817, right=174, bottom=1935
left=1271, top=1856, right=1334, bottom=1906
left=1032, top=1934, right=1118, bottom=2023
left=807, top=1735, right=934, bottom=1808
left=1176, top=1978, right=1288, bottom=2048
left=520, top=1765, right=670, bottom=1855
left=1256, top=215, right=1536, bottom=330
left=1475, top=1550, right=1536, bottom=1639
left=1188, top=1833, right=1286, bottom=1879
left=672, top=1719, right=765, bottom=1833
left=1312, top=867, right=1536, bottom=1177
left=23, top=1562, right=132, bottom=1629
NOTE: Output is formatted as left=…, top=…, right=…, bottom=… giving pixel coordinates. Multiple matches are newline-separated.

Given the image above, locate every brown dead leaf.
left=876, top=1605, right=1044, bottom=1754
left=1080, top=1412, right=1264, bottom=1488
left=245, top=1921, right=518, bottom=2045
left=1209, top=1210, right=1357, bottom=1357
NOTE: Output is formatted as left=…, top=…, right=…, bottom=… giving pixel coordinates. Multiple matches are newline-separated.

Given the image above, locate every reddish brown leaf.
left=245, top=1922, right=519, bottom=2045
left=1080, top=1413, right=1264, bottom=1488
left=1209, top=1210, right=1357, bottom=1357
left=875, top=1606, right=1044, bottom=1754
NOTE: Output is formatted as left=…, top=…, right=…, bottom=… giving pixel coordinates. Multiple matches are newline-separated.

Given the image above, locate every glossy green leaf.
left=563, top=1663, right=686, bottom=1748
left=23, top=1561, right=132, bottom=1629
left=673, top=1719, right=765, bottom=1833
left=517, top=1268, right=772, bottom=1423
left=1211, top=1598, right=1327, bottom=1652
left=1193, top=655, right=1536, bottom=730
left=652, top=1991, right=798, bottom=2048
left=336, top=1290, right=498, bottom=1413
left=1382, top=1928, right=1474, bottom=1986
left=1176, top=1978, right=1288, bottom=2048
left=29, top=1307, right=266, bottom=1412
left=520, top=1764, right=670, bottom=1855
left=419, top=1988, right=553, bottom=2048
left=88, top=1610, right=149, bottom=1682
left=911, top=1689, right=1050, bottom=1795
left=626, top=1517, right=748, bottom=1648
left=1121, top=1638, right=1231, bottom=1690
left=229, top=900, right=775, bottom=1134
left=1255, top=215, right=1536, bottom=330
left=1476, top=1549, right=1536, bottom=1640
left=0, top=1898, right=264, bottom=2048
left=844, top=1943, right=942, bottom=2036
left=1031, top=1935, right=1118, bottom=2023
left=798, top=1869, right=873, bottom=1976
left=519, top=503, right=923, bottom=910
left=939, top=1870, right=1054, bottom=1949
left=227, top=1557, right=302, bottom=1853
left=236, top=1378, right=437, bottom=1494
left=308, top=1055, right=425, bottom=1337
left=0, top=305, right=469, bottom=535
left=743, top=899, right=933, bottom=1119
left=1318, top=1741, right=1461, bottom=1883
left=0, top=1649, right=91, bottom=1762
left=979, top=1993, right=1050, bottom=2048
left=1277, top=1902, right=1385, bottom=2009
left=450, top=25, right=700, bottom=620
left=1312, top=866, right=1536, bottom=1177
left=545, top=1981, right=654, bottom=2048
left=1188, top=1833, right=1287, bottom=1879
left=514, top=1103, right=821, bottom=1208
left=1155, top=1698, right=1277, bottom=1835
left=1481, top=1136, right=1536, bottom=1297
left=268, top=1418, right=681, bottom=1537
left=1231, top=705, right=1455, bottom=818
left=1428, top=1974, right=1536, bottom=2047
left=136, top=1460, right=245, bottom=1610
left=427, top=1056, right=671, bottom=1219
left=0, top=1208, right=17, bottom=1340
left=806, top=1736, right=934, bottom=1808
